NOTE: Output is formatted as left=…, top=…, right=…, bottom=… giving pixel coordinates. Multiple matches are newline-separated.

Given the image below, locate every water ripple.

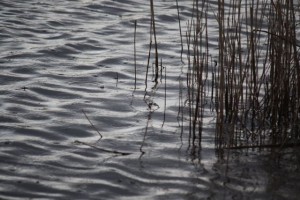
left=1, top=0, right=299, bottom=199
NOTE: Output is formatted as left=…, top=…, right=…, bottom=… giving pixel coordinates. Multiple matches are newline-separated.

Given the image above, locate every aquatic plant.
left=185, top=0, right=300, bottom=151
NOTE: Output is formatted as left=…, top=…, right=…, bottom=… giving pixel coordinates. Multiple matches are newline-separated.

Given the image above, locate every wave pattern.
left=1, top=0, right=299, bottom=199
left=0, top=0, right=205, bottom=199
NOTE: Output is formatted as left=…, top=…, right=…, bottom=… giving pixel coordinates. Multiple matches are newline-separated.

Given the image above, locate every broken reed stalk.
left=75, top=111, right=131, bottom=156
left=74, top=140, right=131, bottom=156
left=82, top=109, right=102, bottom=140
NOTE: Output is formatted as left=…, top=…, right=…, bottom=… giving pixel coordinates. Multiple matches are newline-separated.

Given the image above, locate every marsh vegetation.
left=0, top=0, right=300, bottom=199
left=179, top=0, right=300, bottom=152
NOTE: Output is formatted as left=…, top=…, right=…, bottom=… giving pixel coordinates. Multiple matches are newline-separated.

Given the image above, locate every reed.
left=150, top=0, right=159, bottom=83
left=140, top=0, right=300, bottom=155
left=176, top=0, right=184, bottom=62
left=145, top=12, right=153, bottom=91
left=184, top=0, right=210, bottom=150
left=162, top=62, right=167, bottom=128
left=185, top=0, right=300, bottom=151
left=134, top=20, right=137, bottom=90
left=82, top=109, right=102, bottom=140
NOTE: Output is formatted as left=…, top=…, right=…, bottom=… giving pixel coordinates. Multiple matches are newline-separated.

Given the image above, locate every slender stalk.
left=134, top=20, right=137, bottom=90
left=175, top=0, right=184, bottom=62
left=82, top=109, right=102, bottom=140
left=145, top=15, right=153, bottom=94
left=162, top=64, right=167, bottom=127
left=150, top=0, right=159, bottom=83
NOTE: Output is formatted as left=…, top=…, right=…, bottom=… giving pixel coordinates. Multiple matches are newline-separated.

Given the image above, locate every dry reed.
left=185, top=0, right=300, bottom=151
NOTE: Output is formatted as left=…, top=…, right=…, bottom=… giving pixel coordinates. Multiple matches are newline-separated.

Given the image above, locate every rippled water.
left=1, top=0, right=299, bottom=199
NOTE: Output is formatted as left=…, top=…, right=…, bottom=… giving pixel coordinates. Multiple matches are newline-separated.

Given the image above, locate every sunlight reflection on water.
left=0, top=0, right=299, bottom=199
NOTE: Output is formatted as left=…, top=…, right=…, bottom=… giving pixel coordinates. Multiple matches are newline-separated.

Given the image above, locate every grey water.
left=0, top=0, right=299, bottom=199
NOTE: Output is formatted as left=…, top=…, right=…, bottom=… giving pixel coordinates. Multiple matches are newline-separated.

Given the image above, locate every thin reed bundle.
left=185, top=0, right=210, bottom=150
left=186, top=0, right=300, bottom=151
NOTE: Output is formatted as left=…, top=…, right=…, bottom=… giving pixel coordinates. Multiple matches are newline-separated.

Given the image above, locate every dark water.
left=1, top=0, right=299, bottom=199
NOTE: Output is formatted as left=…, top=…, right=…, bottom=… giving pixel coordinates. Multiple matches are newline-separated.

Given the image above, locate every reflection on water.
left=0, top=0, right=299, bottom=199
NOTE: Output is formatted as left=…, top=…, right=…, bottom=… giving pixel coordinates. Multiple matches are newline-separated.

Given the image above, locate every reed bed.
left=185, top=0, right=300, bottom=151
left=185, top=0, right=210, bottom=149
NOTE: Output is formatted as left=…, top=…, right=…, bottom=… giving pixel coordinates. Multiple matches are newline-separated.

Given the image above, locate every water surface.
left=0, top=0, right=299, bottom=199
